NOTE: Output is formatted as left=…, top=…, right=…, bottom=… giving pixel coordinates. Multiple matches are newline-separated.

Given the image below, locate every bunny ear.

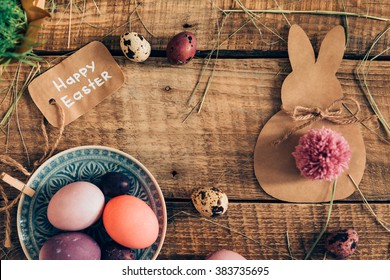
left=316, top=26, right=345, bottom=73
left=288, top=24, right=315, bottom=70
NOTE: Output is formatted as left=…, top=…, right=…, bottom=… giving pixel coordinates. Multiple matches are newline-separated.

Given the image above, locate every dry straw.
left=182, top=1, right=389, bottom=259
left=186, top=0, right=390, bottom=123
left=222, top=8, right=390, bottom=22
left=221, top=0, right=390, bottom=137
left=184, top=0, right=288, bottom=122
left=53, top=0, right=156, bottom=49
left=0, top=100, right=65, bottom=249
left=183, top=8, right=230, bottom=122
left=355, top=25, right=390, bottom=136
left=168, top=210, right=297, bottom=260
left=1, top=0, right=389, bottom=259
left=0, top=0, right=156, bottom=146
left=304, top=180, right=336, bottom=260
left=348, top=174, right=390, bottom=232
left=1, top=64, right=41, bottom=163
left=285, top=231, right=294, bottom=259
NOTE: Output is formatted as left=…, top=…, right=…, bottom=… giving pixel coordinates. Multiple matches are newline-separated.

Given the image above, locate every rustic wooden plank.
left=2, top=202, right=389, bottom=259
left=35, top=0, right=390, bottom=56
left=160, top=202, right=390, bottom=260
left=0, top=57, right=389, bottom=202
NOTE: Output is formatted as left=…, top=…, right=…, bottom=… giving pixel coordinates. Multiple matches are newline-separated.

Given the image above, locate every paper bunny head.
left=281, top=25, right=346, bottom=112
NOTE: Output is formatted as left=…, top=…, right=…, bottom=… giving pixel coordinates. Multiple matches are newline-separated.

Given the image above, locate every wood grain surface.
left=2, top=202, right=390, bottom=260
left=1, top=58, right=388, bottom=201
left=0, top=0, right=389, bottom=260
left=161, top=202, right=390, bottom=260
left=35, top=0, right=390, bottom=56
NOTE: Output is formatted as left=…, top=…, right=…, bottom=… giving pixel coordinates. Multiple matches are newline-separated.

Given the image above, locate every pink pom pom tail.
left=292, top=127, right=351, bottom=181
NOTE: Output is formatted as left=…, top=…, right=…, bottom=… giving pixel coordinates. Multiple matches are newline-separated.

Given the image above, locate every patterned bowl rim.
left=17, top=145, right=167, bottom=260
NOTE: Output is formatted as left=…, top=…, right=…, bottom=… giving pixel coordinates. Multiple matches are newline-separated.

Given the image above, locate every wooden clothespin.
left=0, top=172, right=35, bottom=197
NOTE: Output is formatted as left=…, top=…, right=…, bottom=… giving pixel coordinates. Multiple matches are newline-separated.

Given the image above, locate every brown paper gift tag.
left=253, top=25, right=366, bottom=203
left=29, top=41, right=125, bottom=127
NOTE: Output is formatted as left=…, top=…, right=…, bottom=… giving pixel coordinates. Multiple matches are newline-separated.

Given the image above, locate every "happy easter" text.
left=52, top=61, right=112, bottom=108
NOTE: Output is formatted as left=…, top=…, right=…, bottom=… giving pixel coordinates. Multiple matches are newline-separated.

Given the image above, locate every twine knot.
left=273, top=97, right=373, bottom=145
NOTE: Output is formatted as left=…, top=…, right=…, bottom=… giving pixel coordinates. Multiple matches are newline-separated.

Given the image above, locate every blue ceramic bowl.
left=17, top=146, right=167, bottom=260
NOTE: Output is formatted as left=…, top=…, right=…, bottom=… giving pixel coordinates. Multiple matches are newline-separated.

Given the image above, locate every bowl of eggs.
left=17, top=146, right=167, bottom=260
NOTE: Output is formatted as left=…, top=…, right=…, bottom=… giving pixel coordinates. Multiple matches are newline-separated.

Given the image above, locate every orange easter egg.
left=103, top=195, right=159, bottom=249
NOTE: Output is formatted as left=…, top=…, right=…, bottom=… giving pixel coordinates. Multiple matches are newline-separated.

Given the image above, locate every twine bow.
left=273, top=97, right=373, bottom=145
left=0, top=101, right=65, bottom=248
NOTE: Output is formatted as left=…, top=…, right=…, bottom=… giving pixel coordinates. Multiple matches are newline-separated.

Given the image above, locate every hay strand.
left=342, top=103, right=389, bottom=145
left=273, top=0, right=291, bottom=27
left=348, top=174, right=390, bottom=232
left=1, top=65, right=41, bottom=131
left=340, top=0, right=350, bottom=47
left=197, top=11, right=228, bottom=114
left=304, top=180, right=337, bottom=260
left=222, top=8, right=390, bottom=22
left=286, top=231, right=294, bottom=259
left=234, top=0, right=285, bottom=42
left=67, top=0, right=73, bottom=48
left=356, top=25, right=390, bottom=136
left=134, top=0, right=156, bottom=38
left=185, top=16, right=252, bottom=109
left=169, top=210, right=297, bottom=259
left=92, top=0, right=101, bottom=15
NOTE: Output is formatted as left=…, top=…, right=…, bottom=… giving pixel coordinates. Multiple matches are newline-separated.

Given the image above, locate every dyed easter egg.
left=98, top=172, right=132, bottom=197
left=103, top=195, right=159, bottom=249
left=206, top=249, right=246, bottom=260
left=47, top=181, right=105, bottom=231
left=325, top=229, right=359, bottom=259
left=39, top=232, right=101, bottom=260
left=166, top=31, right=197, bottom=65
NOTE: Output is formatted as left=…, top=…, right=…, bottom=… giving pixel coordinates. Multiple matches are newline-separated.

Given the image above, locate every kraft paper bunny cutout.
left=254, top=24, right=367, bottom=203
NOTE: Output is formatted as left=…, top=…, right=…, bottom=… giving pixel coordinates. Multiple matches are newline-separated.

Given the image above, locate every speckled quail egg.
left=191, top=187, right=228, bottom=217
left=120, top=32, right=151, bottom=62
left=166, top=31, right=197, bottom=65
left=325, top=229, right=359, bottom=259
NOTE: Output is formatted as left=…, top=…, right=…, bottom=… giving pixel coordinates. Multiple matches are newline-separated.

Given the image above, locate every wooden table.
left=1, top=0, right=389, bottom=260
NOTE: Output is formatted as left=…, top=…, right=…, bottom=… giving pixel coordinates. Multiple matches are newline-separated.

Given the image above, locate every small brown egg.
left=325, top=229, right=359, bottom=259
left=191, top=187, right=228, bottom=217
left=166, top=31, right=197, bottom=65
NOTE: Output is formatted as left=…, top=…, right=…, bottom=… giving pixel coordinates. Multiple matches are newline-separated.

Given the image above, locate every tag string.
left=0, top=101, right=65, bottom=248
left=273, top=97, right=376, bottom=145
